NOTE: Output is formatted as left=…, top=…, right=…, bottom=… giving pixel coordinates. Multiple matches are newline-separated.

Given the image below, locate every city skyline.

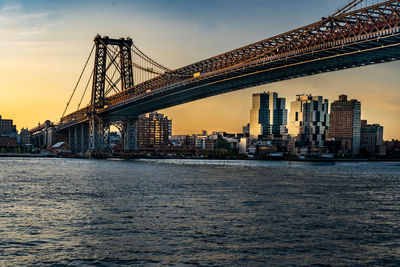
left=1, top=0, right=400, bottom=140
left=2, top=2, right=400, bottom=266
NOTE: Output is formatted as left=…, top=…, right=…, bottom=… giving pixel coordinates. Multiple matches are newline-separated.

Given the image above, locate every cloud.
left=15, top=28, right=47, bottom=36
left=0, top=3, right=52, bottom=40
left=19, top=12, right=48, bottom=20
left=1, top=4, right=22, bottom=12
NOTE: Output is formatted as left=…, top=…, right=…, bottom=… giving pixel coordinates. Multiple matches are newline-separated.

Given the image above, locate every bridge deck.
left=58, top=0, right=400, bottom=130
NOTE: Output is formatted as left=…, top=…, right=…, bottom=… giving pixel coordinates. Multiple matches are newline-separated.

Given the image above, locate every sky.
left=0, top=0, right=399, bottom=140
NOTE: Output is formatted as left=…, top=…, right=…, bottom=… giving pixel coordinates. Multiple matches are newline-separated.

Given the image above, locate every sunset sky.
left=0, top=0, right=399, bottom=140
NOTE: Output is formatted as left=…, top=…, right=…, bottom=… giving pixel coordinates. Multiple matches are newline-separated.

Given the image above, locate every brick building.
left=329, top=95, right=361, bottom=155
left=137, top=112, right=172, bottom=148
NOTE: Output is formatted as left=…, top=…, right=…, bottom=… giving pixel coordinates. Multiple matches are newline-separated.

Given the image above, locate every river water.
left=0, top=157, right=399, bottom=266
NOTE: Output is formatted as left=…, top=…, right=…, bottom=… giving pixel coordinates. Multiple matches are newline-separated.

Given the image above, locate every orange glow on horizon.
left=1, top=2, right=399, bottom=140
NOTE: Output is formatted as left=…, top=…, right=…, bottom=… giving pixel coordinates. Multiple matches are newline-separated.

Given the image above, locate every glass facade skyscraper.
left=250, top=92, right=287, bottom=138
left=288, top=94, right=329, bottom=148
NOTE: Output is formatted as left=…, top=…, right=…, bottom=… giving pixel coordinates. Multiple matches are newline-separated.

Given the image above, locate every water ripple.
left=0, top=158, right=399, bottom=266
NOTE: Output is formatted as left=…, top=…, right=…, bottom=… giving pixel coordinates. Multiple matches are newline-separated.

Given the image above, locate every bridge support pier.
left=125, top=118, right=137, bottom=151
left=81, top=123, right=89, bottom=153
left=88, top=116, right=110, bottom=157
left=68, top=126, right=79, bottom=154
left=74, top=126, right=79, bottom=153
left=68, top=128, right=72, bottom=150
left=113, top=118, right=137, bottom=152
left=63, top=123, right=90, bottom=155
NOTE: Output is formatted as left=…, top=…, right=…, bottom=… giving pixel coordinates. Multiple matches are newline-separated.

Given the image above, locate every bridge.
left=30, top=0, right=400, bottom=156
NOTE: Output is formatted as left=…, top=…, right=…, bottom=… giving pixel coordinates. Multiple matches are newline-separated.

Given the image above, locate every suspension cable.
left=108, top=44, right=165, bottom=75
left=61, top=44, right=95, bottom=120
left=77, top=69, right=94, bottom=110
left=131, top=43, right=171, bottom=71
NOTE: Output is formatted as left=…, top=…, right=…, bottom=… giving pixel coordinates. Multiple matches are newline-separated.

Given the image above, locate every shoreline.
left=1, top=153, right=400, bottom=162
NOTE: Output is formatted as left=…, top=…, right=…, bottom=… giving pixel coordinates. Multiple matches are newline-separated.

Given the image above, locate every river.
left=0, top=158, right=399, bottom=266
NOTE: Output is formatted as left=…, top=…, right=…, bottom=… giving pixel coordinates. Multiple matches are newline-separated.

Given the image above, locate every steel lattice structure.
left=60, top=0, right=400, bottom=127
left=111, top=0, right=399, bottom=99
left=31, top=0, right=400, bottom=154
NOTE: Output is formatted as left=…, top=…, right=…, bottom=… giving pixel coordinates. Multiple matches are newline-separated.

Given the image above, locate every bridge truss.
left=105, top=0, right=400, bottom=105
left=37, top=0, right=400, bottom=155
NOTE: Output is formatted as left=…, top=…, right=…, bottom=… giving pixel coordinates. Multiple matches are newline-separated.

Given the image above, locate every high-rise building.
left=249, top=92, right=287, bottom=138
left=136, top=112, right=172, bottom=148
left=288, top=94, right=329, bottom=148
left=273, top=97, right=288, bottom=138
left=360, top=120, right=385, bottom=156
left=242, top=123, right=250, bottom=137
left=329, top=95, right=361, bottom=155
left=0, top=115, right=17, bottom=137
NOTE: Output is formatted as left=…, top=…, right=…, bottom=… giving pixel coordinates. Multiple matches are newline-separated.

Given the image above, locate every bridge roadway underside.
left=101, top=34, right=400, bottom=119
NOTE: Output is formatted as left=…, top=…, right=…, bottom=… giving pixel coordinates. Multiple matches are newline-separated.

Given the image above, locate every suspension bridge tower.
left=89, top=35, right=137, bottom=155
left=59, top=33, right=171, bottom=157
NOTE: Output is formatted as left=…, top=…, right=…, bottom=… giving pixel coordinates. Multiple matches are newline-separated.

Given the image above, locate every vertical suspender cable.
left=61, top=44, right=95, bottom=120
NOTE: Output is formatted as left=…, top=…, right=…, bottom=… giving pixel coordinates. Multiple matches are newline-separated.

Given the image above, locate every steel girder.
left=102, top=35, right=400, bottom=118
left=59, top=1, right=400, bottom=128
left=103, top=0, right=400, bottom=104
